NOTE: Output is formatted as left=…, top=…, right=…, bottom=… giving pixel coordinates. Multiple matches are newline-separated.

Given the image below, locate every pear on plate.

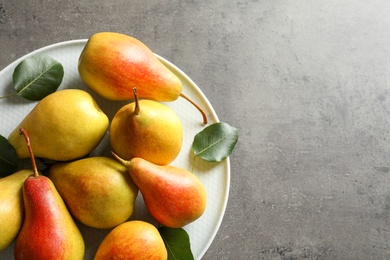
left=14, top=129, right=85, bottom=260
left=0, top=170, right=32, bottom=252
left=94, top=220, right=167, bottom=260
left=114, top=155, right=207, bottom=228
left=78, top=31, right=207, bottom=124
left=79, top=32, right=181, bottom=102
left=49, top=156, right=138, bottom=229
left=110, top=87, right=183, bottom=165
left=8, top=89, right=109, bottom=161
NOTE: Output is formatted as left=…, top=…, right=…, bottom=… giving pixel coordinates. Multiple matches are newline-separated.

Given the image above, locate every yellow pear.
left=8, top=89, right=109, bottom=161
left=0, top=170, right=32, bottom=252
left=110, top=88, right=183, bottom=165
left=94, top=220, right=167, bottom=260
left=49, top=156, right=138, bottom=229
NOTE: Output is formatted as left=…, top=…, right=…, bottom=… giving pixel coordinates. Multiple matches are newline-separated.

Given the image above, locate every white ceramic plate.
left=0, top=39, right=230, bottom=259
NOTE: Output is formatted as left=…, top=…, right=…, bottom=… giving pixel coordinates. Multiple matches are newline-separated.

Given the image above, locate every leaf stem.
left=0, top=92, right=17, bottom=99
left=191, top=156, right=197, bottom=173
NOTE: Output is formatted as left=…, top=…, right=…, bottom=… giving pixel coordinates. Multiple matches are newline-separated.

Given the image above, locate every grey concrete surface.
left=1, top=0, right=390, bottom=259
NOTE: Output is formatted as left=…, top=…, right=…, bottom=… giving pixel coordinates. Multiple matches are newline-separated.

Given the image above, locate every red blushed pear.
left=14, top=129, right=85, bottom=260
left=78, top=31, right=207, bottom=124
left=113, top=153, right=207, bottom=228
left=94, top=220, right=167, bottom=260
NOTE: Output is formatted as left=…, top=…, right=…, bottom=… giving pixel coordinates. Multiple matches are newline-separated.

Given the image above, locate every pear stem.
left=111, top=151, right=130, bottom=167
left=179, top=92, right=208, bottom=124
left=133, top=87, right=140, bottom=115
left=19, top=128, right=39, bottom=177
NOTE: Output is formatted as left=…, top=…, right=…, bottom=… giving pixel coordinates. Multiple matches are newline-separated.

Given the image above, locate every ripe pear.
left=14, top=129, right=85, bottom=260
left=78, top=31, right=207, bottom=124
left=110, top=87, right=183, bottom=165
left=0, top=170, right=32, bottom=252
left=94, top=220, right=167, bottom=260
left=79, top=32, right=181, bottom=102
left=48, top=156, right=138, bottom=229
left=8, top=89, right=109, bottom=161
left=114, top=155, right=207, bottom=228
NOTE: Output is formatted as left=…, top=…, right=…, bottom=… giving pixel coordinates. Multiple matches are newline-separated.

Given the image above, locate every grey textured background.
left=2, top=1, right=390, bottom=259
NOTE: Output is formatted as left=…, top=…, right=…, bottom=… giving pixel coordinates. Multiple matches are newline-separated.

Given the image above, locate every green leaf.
left=13, top=54, right=64, bottom=101
left=192, top=122, right=238, bottom=162
left=158, top=227, right=194, bottom=260
left=0, top=135, right=19, bottom=177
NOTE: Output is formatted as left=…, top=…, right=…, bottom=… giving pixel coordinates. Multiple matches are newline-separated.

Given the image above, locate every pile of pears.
left=0, top=32, right=208, bottom=259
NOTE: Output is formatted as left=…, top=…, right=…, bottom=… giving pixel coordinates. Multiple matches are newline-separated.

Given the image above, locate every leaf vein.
left=196, top=133, right=230, bottom=156
left=18, top=63, right=57, bottom=94
left=161, top=233, right=178, bottom=260
left=0, top=155, right=17, bottom=166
